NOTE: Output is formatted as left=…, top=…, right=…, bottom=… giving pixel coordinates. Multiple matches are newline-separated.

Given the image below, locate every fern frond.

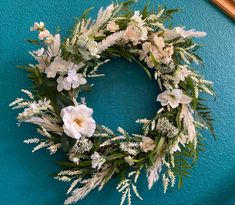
left=172, top=137, right=204, bottom=188
left=195, top=98, right=215, bottom=139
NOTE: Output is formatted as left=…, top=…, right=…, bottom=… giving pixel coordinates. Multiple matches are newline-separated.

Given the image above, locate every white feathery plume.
left=25, top=117, right=63, bottom=134
left=97, top=31, right=124, bottom=54
left=147, top=155, right=163, bottom=189
left=180, top=105, right=196, bottom=142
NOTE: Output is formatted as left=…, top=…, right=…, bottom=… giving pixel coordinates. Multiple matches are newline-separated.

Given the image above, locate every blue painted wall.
left=0, top=0, right=234, bottom=204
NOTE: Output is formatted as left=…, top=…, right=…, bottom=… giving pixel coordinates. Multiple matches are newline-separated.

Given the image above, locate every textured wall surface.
left=0, top=0, right=234, bottom=204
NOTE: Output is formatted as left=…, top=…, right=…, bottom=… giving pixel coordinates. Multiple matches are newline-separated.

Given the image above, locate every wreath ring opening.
left=10, top=2, right=215, bottom=205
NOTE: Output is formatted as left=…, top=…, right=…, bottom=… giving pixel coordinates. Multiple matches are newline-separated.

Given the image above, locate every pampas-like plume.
left=147, top=155, right=163, bottom=189
left=180, top=105, right=196, bottom=142
left=64, top=168, right=112, bottom=205
left=97, top=31, right=124, bottom=54
left=25, top=117, right=63, bottom=134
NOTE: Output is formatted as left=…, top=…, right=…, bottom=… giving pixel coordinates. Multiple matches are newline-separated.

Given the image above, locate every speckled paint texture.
left=0, top=0, right=234, bottom=204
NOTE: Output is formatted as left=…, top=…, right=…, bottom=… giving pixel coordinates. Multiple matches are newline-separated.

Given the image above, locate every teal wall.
left=0, top=0, right=234, bottom=204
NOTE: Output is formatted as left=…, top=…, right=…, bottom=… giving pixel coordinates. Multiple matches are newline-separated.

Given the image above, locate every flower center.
left=169, top=94, right=176, bottom=100
left=74, top=118, right=83, bottom=127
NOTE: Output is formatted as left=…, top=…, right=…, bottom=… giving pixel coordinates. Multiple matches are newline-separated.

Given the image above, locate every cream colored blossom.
left=123, top=11, right=148, bottom=45
left=124, top=156, right=134, bottom=166
left=48, top=34, right=61, bottom=57
left=174, top=66, right=192, bottom=86
left=45, top=35, right=54, bottom=45
left=140, top=137, right=156, bottom=153
left=45, top=56, right=70, bottom=78
left=138, top=34, right=174, bottom=67
left=153, top=35, right=165, bottom=50
left=91, top=152, right=106, bottom=169
left=60, top=105, right=96, bottom=139
left=157, top=89, right=191, bottom=108
left=107, top=21, right=119, bottom=32
left=30, top=21, right=45, bottom=31
left=38, top=29, right=50, bottom=40
left=123, top=24, right=143, bottom=44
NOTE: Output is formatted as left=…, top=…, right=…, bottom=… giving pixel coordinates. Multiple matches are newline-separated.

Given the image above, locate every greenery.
left=10, top=1, right=215, bottom=205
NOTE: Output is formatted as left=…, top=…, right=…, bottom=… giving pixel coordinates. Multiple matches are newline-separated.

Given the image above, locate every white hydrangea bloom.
left=57, top=76, right=71, bottom=92
left=60, top=105, right=96, bottom=139
left=56, top=69, right=87, bottom=92
left=157, top=89, right=191, bottom=108
left=67, top=69, right=87, bottom=88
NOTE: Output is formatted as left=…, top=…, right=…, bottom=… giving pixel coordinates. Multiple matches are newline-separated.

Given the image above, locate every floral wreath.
left=10, top=2, right=215, bottom=205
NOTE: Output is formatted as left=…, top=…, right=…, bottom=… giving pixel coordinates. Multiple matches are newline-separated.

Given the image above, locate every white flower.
left=153, top=35, right=165, bottom=50
left=140, top=137, right=156, bottom=153
left=44, top=35, right=54, bottom=45
left=151, top=35, right=174, bottom=65
left=38, top=29, right=50, bottom=40
left=56, top=70, right=87, bottom=92
left=32, top=48, right=45, bottom=57
left=124, top=156, right=134, bottom=166
left=123, top=25, right=141, bottom=44
left=138, top=35, right=174, bottom=67
left=91, top=152, right=106, bottom=169
left=30, top=22, right=45, bottom=31
left=57, top=76, right=71, bottom=92
left=48, top=34, right=61, bottom=57
left=67, top=69, right=87, bottom=89
left=45, top=56, right=73, bottom=78
left=77, top=35, right=99, bottom=59
left=107, top=21, right=119, bottom=32
left=130, top=11, right=144, bottom=25
left=174, top=66, right=192, bottom=86
left=123, top=11, right=148, bottom=45
left=157, top=89, right=192, bottom=108
left=60, top=104, right=96, bottom=139
left=69, top=152, right=80, bottom=164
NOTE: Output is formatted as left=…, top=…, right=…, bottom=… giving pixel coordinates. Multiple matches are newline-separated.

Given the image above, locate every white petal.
left=180, top=94, right=192, bottom=104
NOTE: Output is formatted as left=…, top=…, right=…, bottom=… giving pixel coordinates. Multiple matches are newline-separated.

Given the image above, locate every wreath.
left=10, top=1, right=215, bottom=205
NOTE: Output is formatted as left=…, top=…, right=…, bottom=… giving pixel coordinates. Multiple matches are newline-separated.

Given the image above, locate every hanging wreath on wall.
left=10, top=1, right=215, bottom=205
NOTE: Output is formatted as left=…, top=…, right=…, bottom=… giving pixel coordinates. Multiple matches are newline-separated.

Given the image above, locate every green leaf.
left=78, top=83, right=92, bottom=92
left=26, top=39, right=41, bottom=45
left=60, top=134, right=76, bottom=153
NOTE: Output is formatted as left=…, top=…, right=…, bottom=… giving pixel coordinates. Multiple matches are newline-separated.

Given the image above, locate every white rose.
left=60, top=105, right=96, bottom=139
